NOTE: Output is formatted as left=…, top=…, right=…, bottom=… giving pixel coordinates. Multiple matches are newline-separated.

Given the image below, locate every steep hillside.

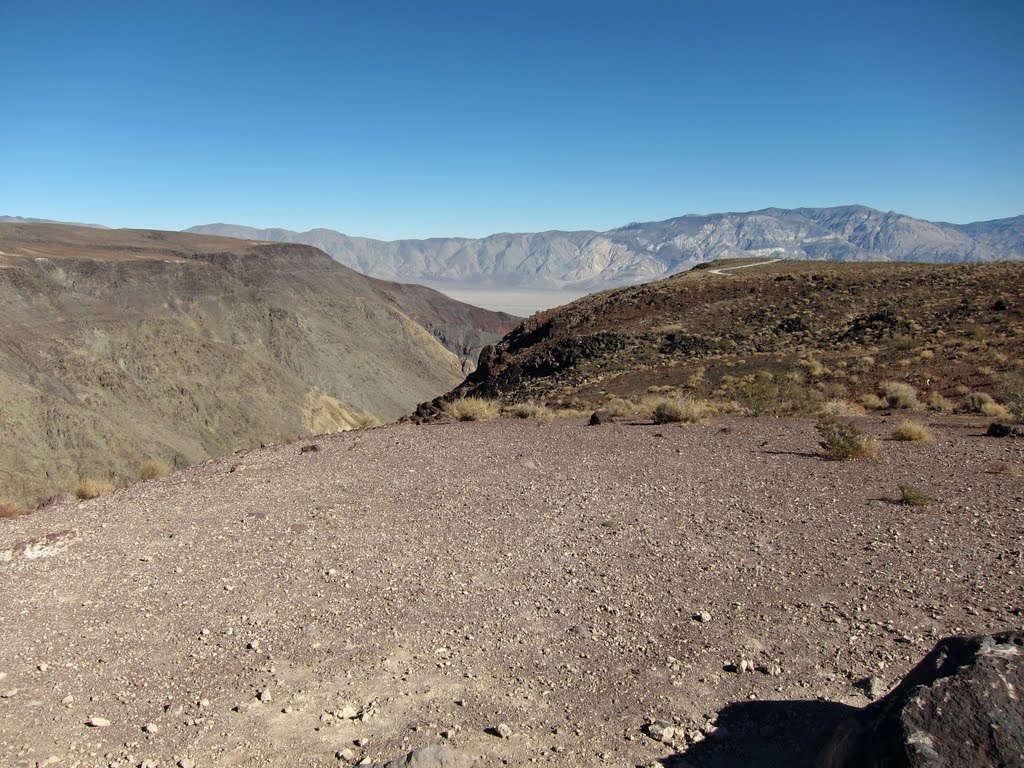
left=0, top=223, right=466, bottom=504
left=416, top=258, right=1024, bottom=416
left=187, top=206, right=1024, bottom=292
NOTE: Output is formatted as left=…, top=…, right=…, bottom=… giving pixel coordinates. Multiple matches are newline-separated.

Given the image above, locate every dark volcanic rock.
left=589, top=410, right=612, bottom=426
left=987, top=422, right=1024, bottom=438
left=817, top=630, right=1024, bottom=768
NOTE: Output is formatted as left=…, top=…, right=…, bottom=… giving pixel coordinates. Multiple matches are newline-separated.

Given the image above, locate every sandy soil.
left=1, top=415, right=1022, bottom=768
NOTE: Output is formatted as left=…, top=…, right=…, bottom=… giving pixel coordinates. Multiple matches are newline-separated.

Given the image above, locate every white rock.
left=86, top=717, right=112, bottom=727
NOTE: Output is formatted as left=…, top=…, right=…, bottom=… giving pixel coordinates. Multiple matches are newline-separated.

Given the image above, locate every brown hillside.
left=0, top=223, right=467, bottom=505
left=418, top=259, right=1024, bottom=417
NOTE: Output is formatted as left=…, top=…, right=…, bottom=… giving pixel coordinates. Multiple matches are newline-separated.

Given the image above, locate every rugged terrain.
left=420, top=258, right=1024, bottom=416
left=0, top=223, right=513, bottom=504
left=187, top=206, right=1024, bottom=293
left=0, top=414, right=1021, bottom=767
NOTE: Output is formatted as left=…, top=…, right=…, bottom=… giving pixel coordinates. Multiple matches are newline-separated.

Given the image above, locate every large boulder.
left=364, top=745, right=476, bottom=768
left=817, top=630, right=1024, bottom=767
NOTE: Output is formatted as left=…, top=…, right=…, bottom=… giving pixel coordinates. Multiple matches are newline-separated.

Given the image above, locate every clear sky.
left=2, top=0, right=1022, bottom=239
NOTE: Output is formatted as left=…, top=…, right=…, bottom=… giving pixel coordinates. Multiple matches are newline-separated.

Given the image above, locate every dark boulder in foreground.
left=987, top=422, right=1024, bottom=438
left=817, top=630, right=1024, bottom=767
left=365, top=745, right=476, bottom=768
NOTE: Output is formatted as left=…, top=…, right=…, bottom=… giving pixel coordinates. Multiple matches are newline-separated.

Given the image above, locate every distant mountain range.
left=186, top=206, right=1024, bottom=291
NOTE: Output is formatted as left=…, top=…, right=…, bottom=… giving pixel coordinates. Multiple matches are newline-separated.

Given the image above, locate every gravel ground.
left=1, top=415, right=1022, bottom=768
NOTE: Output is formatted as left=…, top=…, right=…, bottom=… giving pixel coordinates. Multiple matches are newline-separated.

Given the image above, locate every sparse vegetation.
left=925, top=392, right=954, bottom=412
left=880, top=381, right=921, bottom=410
left=0, top=497, right=25, bottom=519
left=504, top=401, right=555, bottom=422
left=816, top=415, right=880, bottom=460
left=604, top=397, right=636, bottom=417
left=898, top=484, right=931, bottom=507
left=859, top=393, right=888, bottom=410
left=961, top=391, right=1012, bottom=420
left=892, top=420, right=935, bottom=443
left=139, top=459, right=170, bottom=481
left=75, top=478, right=116, bottom=500
left=652, top=397, right=708, bottom=424
left=444, top=397, right=501, bottom=422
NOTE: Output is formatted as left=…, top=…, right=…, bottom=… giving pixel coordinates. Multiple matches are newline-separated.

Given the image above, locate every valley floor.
left=0, top=416, right=1022, bottom=768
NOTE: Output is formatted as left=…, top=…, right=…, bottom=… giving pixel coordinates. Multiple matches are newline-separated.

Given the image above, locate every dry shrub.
left=898, top=484, right=931, bottom=507
left=604, top=397, right=636, bottom=417
left=819, top=400, right=864, bottom=418
left=730, top=369, right=822, bottom=416
left=139, top=459, right=170, bottom=481
left=892, top=420, right=935, bottom=442
left=816, top=415, right=880, bottom=460
left=0, top=498, right=25, bottom=520
left=504, top=401, right=555, bottom=422
left=444, top=397, right=500, bottom=422
left=925, top=392, right=954, bottom=412
left=552, top=408, right=587, bottom=419
left=352, top=412, right=381, bottom=429
left=881, top=381, right=921, bottom=409
left=652, top=397, right=709, bottom=424
left=961, top=391, right=1012, bottom=420
left=75, top=478, right=116, bottom=500
left=859, top=393, right=888, bottom=410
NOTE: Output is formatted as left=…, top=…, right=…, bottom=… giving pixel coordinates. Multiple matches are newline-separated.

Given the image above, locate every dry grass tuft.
left=504, top=401, right=555, bottom=423
left=444, top=397, right=500, bottom=422
left=651, top=397, right=709, bottom=424
left=75, top=478, right=116, bottom=500
left=892, top=420, right=935, bottom=443
left=139, top=459, right=170, bottom=481
left=859, top=393, right=888, bottom=410
left=881, top=381, right=921, bottom=409
left=0, top=497, right=25, bottom=519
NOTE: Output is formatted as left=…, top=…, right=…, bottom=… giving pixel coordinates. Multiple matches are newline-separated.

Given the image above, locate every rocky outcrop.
left=817, top=631, right=1024, bottom=768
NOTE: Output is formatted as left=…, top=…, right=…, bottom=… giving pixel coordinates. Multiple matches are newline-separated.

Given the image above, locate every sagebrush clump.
left=0, top=497, right=24, bottom=519
left=444, top=397, right=500, bottom=422
left=881, top=381, right=921, bottom=409
left=504, top=401, right=555, bottom=422
left=898, top=484, right=931, bottom=507
left=139, top=459, right=170, bottom=481
left=816, top=415, right=880, bottom=460
left=652, top=397, right=709, bottom=424
left=75, top=478, right=116, bottom=500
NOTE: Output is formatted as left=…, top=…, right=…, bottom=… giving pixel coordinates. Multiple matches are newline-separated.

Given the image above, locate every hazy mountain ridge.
left=187, top=206, right=1024, bottom=291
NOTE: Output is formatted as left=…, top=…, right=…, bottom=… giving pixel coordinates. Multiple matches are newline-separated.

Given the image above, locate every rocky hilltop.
left=187, top=205, right=1024, bottom=292
left=417, top=258, right=1024, bottom=416
left=0, top=223, right=490, bottom=504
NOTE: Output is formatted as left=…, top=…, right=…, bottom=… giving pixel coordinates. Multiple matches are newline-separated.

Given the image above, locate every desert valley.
left=0, top=211, right=1023, bottom=767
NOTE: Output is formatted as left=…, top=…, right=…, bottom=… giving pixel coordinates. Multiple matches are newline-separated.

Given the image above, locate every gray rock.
left=817, top=630, right=1024, bottom=767
left=362, top=745, right=475, bottom=768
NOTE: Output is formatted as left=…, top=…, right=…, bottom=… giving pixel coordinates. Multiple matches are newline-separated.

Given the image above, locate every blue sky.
left=2, top=0, right=1022, bottom=239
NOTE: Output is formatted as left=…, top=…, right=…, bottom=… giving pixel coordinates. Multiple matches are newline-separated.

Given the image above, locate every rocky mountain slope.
left=0, top=223, right=471, bottom=504
left=417, top=258, right=1024, bottom=416
left=1, top=415, right=1021, bottom=767
left=187, top=206, right=1024, bottom=292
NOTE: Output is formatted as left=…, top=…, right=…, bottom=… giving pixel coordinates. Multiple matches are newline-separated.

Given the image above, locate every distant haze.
left=188, top=205, right=1024, bottom=313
